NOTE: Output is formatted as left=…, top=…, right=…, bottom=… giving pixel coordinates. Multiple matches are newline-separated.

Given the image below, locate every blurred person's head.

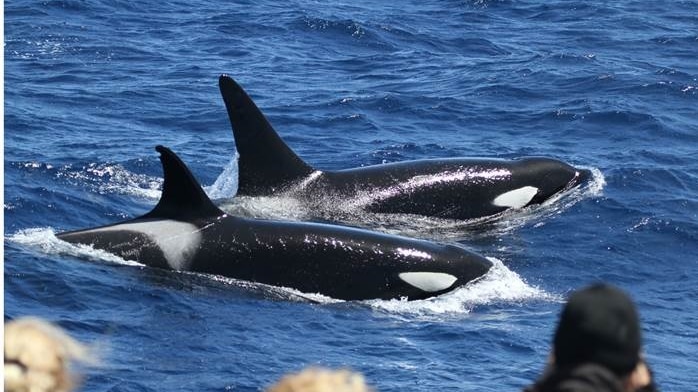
left=266, top=367, right=373, bottom=392
left=553, top=283, right=642, bottom=377
left=4, top=317, right=95, bottom=392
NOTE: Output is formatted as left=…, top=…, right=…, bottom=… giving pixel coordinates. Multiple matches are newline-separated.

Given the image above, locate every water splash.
left=48, top=154, right=238, bottom=203
left=56, top=163, right=162, bottom=200
left=204, top=153, right=239, bottom=200
left=219, top=196, right=312, bottom=221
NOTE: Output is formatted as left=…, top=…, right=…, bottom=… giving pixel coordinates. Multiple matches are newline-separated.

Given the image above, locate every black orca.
left=57, top=146, right=492, bottom=301
left=219, top=75, right=591, bottom=221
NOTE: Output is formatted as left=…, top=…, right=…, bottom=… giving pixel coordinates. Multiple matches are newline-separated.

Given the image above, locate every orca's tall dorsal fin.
left=142, top=146, right=224, bottom=220
left=219, top=75, right=314, bottom=196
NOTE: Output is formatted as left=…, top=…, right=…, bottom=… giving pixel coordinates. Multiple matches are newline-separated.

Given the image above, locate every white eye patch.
left=492, top=186, right=539, bottom=208
left=399, top=272, right=458, bottom=292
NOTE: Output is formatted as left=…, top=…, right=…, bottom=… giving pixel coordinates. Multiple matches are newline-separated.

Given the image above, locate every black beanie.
left=553, top=283, right=642, bottom=376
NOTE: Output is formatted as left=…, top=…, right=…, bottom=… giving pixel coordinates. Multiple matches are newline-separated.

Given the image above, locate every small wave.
left=583, top=110, right=661, bottom=128
left=23, top=156, right=236, bottom=203
left=6, top=37, right=77, bottom=60
left=639, top=80, right=698, bottom=97
left=365, top=258, right=560, bottom=317
left=301, top=16, right=367, bottom=39
left=448, top=37, right=510, bottom=56
left=55, top=162, right=162, bottom=200
left=291, top=15, right=396, bottom=51
left=42, top=0, right=92, bottom=11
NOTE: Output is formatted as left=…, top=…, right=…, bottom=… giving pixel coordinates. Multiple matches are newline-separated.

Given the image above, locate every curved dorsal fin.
left=219, top=75, right=314, bottom=196
left=143, top=146, right=224, bottom=220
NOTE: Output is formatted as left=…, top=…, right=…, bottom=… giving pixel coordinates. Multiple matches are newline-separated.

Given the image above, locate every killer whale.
left=219, top=75, right=591, bottom=221
left=57, top=146, right=492, bottom=301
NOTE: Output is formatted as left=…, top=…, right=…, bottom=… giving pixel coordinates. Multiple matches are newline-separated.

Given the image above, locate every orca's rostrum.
left=219, top=75, right=591, bottom=221
left=57, top=146, right=492, bottom=301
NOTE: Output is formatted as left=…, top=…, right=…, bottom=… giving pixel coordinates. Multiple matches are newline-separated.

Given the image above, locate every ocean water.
left=4, top=0, right=698, bottom=391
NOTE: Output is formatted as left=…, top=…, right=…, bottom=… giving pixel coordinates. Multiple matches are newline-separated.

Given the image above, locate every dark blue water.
left=5, top=0, right=698, bottom=391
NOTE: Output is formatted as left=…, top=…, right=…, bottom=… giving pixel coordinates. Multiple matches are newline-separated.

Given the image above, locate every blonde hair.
left=267, top=367, right=374, bottom=392
left=4, top=317, right=95, bottom=392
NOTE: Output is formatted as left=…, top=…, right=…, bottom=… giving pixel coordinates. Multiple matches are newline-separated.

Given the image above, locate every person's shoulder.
left=524, top=363, right=625, bottom=392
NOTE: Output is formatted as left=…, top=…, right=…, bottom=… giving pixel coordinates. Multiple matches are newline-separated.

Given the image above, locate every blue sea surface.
left=4, top=0, right=698, bottom=391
